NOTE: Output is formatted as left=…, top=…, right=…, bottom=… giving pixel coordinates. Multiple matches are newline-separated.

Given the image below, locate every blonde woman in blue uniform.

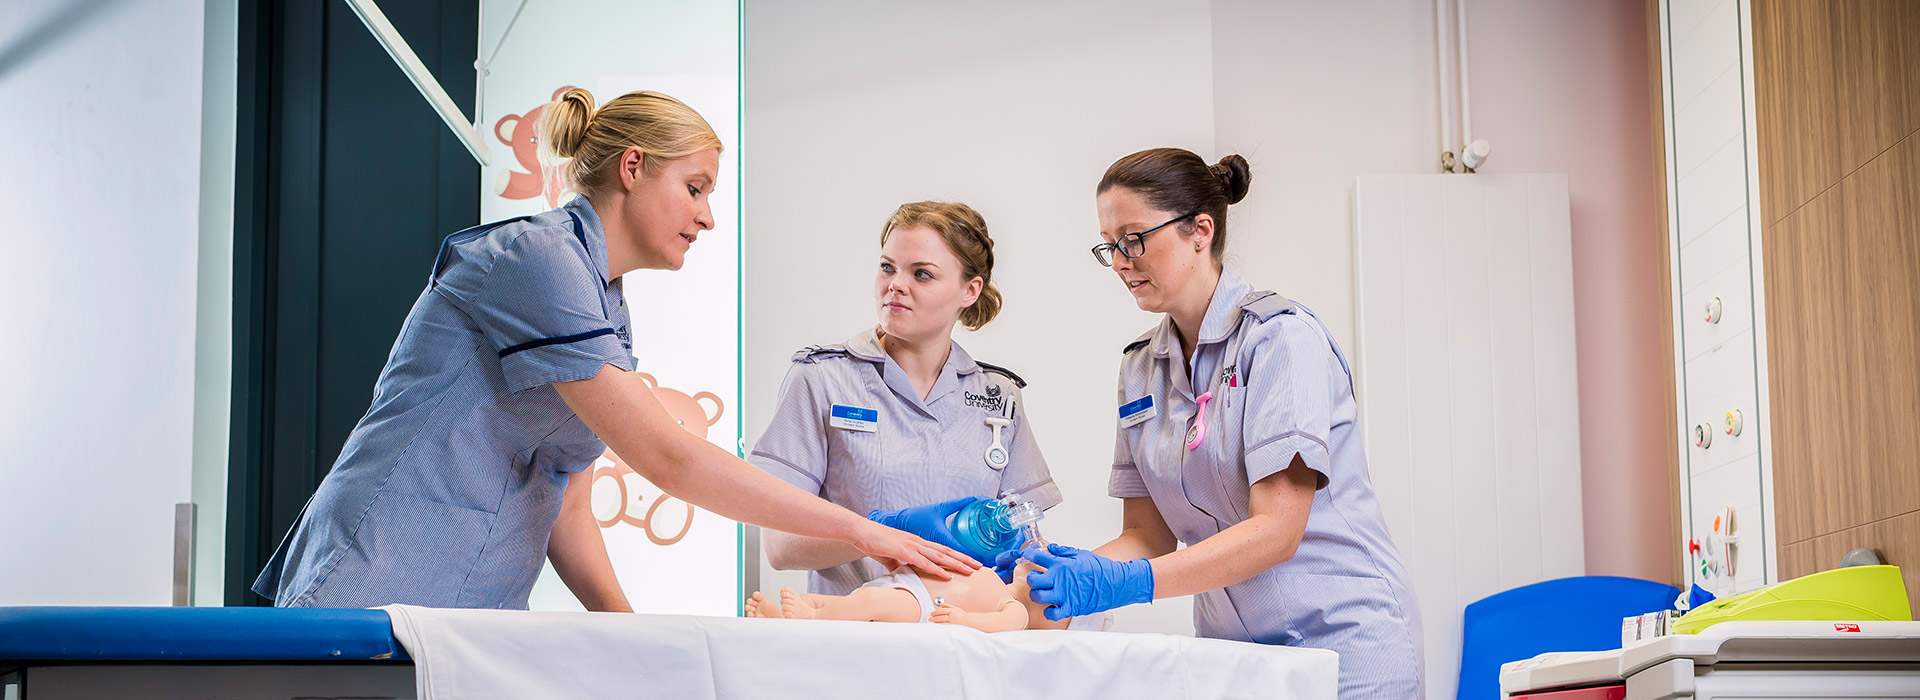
left=1013, top=149, right=1423, bottom=697
left=251, top=90, right=974, bottom=611
left=749, top=202, right=1063, bottom=605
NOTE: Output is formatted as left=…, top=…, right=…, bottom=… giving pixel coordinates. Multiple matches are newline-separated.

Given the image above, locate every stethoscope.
left=984, top=397, right=1014, bottom=470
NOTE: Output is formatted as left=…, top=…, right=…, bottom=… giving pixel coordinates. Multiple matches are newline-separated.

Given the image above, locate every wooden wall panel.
left=1762, top=191, right=1851, bottom=544
left=1778, top=509, right=1920, bottom=610
left=1830, top=0, right=1920, bottom=175
left=1755, top=0, right=1920, bottom=226
left=1901, top=1, right=1920, bottom=144
left=1765, top=133, right=1920, bottom=544
left=1752, top=0, right=1840, bottom=225
left=1757, top=0, right=1920, bottom=580
left=1837, top=137, right=1920, bottom=526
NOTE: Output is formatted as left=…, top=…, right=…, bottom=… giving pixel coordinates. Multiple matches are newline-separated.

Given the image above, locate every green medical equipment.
left=1672, top=565, right=1911, bottom=634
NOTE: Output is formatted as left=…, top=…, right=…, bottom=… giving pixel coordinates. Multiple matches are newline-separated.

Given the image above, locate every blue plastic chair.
left=1456, top=576, right=1679, bottom=700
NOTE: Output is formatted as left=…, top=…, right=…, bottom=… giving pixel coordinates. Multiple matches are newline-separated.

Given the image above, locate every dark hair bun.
left=1216, top=154, right=1251, bottom=204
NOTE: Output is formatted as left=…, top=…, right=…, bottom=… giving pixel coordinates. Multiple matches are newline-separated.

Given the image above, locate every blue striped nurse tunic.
left=252, top=195, right=634, bottom=609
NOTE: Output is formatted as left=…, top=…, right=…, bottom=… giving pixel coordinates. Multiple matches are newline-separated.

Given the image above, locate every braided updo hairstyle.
left=880, top=202, right=1002, bottom=330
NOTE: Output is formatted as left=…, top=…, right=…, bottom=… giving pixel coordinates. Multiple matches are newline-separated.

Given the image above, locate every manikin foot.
left=744, top=591, right=784, bottom=619
left=779, top=588, right=821, bottom=620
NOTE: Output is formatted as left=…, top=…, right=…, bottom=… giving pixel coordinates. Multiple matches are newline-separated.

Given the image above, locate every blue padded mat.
left=0, top=607, right=409, bottom=662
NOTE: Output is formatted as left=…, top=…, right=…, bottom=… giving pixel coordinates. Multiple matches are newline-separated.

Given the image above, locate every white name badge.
left=829, top=404, right=879, bottom=433
left=1118, top=395, right=1157, bottom=428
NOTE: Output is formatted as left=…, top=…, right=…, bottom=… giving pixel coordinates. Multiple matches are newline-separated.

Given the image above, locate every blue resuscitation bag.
left=948, top=496, right=1046, bottom=562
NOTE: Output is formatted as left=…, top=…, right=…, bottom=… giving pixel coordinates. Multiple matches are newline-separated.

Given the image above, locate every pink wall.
left=1466, top=0, right=1676, bottom=584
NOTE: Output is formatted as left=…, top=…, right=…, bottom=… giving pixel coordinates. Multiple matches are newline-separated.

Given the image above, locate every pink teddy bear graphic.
left=594, top=373, right=726, bottom=545
left=493, top=86, right=574, bottom=209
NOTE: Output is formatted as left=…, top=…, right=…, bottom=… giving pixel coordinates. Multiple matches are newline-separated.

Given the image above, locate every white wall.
left=0, top=0, right=206, bottom=605
left=741, top=0, right=1663, bottom=651
left=1214, top=1, right=1667, bottom=691
left=1459, top=0, right=1671, bottom=588
left=742, top=0, right=1215, bottom=635
left=1210, top=0, right=1443, bottom=351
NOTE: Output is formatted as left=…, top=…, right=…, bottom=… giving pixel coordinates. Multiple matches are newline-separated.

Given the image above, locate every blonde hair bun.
left=537, top=89, right=723, bottom=195
left=542, top=87, right=596, bottom=159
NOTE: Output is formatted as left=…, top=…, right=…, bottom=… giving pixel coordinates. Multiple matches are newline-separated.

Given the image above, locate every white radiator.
left=1352, top=173, right=1584, bottom=700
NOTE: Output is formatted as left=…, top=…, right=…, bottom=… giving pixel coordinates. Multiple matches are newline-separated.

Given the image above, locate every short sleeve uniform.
left=252, top=195, right=633, bottom=609
left=749, top=329, right=1062, bottom=595
left=1110, top=270, right=1425, bottom=699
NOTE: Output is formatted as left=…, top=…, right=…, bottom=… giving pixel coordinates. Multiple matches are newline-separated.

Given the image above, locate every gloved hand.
left=992, top=549, right=1023, bottom=584
left=1022, top=543, right=1154, bottom=621
left=866, top=496, right=979, bottom=555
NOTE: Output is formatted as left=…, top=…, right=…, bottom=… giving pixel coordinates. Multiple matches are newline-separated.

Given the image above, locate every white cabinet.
left=1658, top=0, right=1777, bottom=596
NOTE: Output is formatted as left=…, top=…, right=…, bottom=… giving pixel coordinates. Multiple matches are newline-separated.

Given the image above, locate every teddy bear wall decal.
left=492, top=86, right=575, bottom=209
left=592, top=373, right=727, bottom=546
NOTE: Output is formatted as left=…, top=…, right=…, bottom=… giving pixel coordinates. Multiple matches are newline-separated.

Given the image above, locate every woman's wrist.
left=822, top=508, right=876, bottom=549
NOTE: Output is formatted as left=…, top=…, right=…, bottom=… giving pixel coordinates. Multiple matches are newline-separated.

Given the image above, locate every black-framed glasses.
left=1091, top=211, right=1199, bottom=267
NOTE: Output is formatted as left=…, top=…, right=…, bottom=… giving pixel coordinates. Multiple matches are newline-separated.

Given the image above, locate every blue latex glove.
left=992, top=549, right=1023, bottom=584
left=1022, top=543, right=1154, bottom=621
left=866, top=496, right=979, bottom=555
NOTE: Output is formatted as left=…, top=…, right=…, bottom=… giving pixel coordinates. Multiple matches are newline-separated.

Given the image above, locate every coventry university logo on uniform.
left=965, top=383, right=1006, bottom=413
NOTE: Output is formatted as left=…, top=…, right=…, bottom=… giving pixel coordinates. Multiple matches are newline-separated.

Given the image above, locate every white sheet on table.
left=382, top=605, right=1336, bottom=700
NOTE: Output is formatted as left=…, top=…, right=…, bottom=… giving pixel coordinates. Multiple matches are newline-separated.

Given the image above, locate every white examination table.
left=385, top=605, right=1338, bottom=700
left=0, top=606, right=1337, bottom=700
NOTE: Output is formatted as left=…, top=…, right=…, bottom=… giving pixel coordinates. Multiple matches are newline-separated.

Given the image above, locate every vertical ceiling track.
left=474, top=0, right=532, bottom=126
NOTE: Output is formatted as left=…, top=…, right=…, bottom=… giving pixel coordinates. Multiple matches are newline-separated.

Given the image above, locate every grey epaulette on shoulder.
left=975, top=361, right=1027, bottom=388
left=790, top=344, right=850, bottom=364
left=1121, top=329, right=1153, bottom=355
left=1239, top=290, right=1295, bottom=322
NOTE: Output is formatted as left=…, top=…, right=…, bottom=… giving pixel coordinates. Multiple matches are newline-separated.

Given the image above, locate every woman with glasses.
left=1010, top=148, right=1423, bottom=698
left=747, top=202, right=1069, bottom=626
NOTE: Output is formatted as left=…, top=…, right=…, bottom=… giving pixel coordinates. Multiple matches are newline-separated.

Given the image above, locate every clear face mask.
left=947, top=494, right=1048, bottom=561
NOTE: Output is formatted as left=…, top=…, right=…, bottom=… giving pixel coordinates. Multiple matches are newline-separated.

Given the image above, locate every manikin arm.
left=931, top=600, right=1028, bottom=633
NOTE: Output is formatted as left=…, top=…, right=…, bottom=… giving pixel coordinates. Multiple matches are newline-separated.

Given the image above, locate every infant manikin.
left=744, top=561, right=1066, bottom=633
left=747, top=496, right=1073, bottom=632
